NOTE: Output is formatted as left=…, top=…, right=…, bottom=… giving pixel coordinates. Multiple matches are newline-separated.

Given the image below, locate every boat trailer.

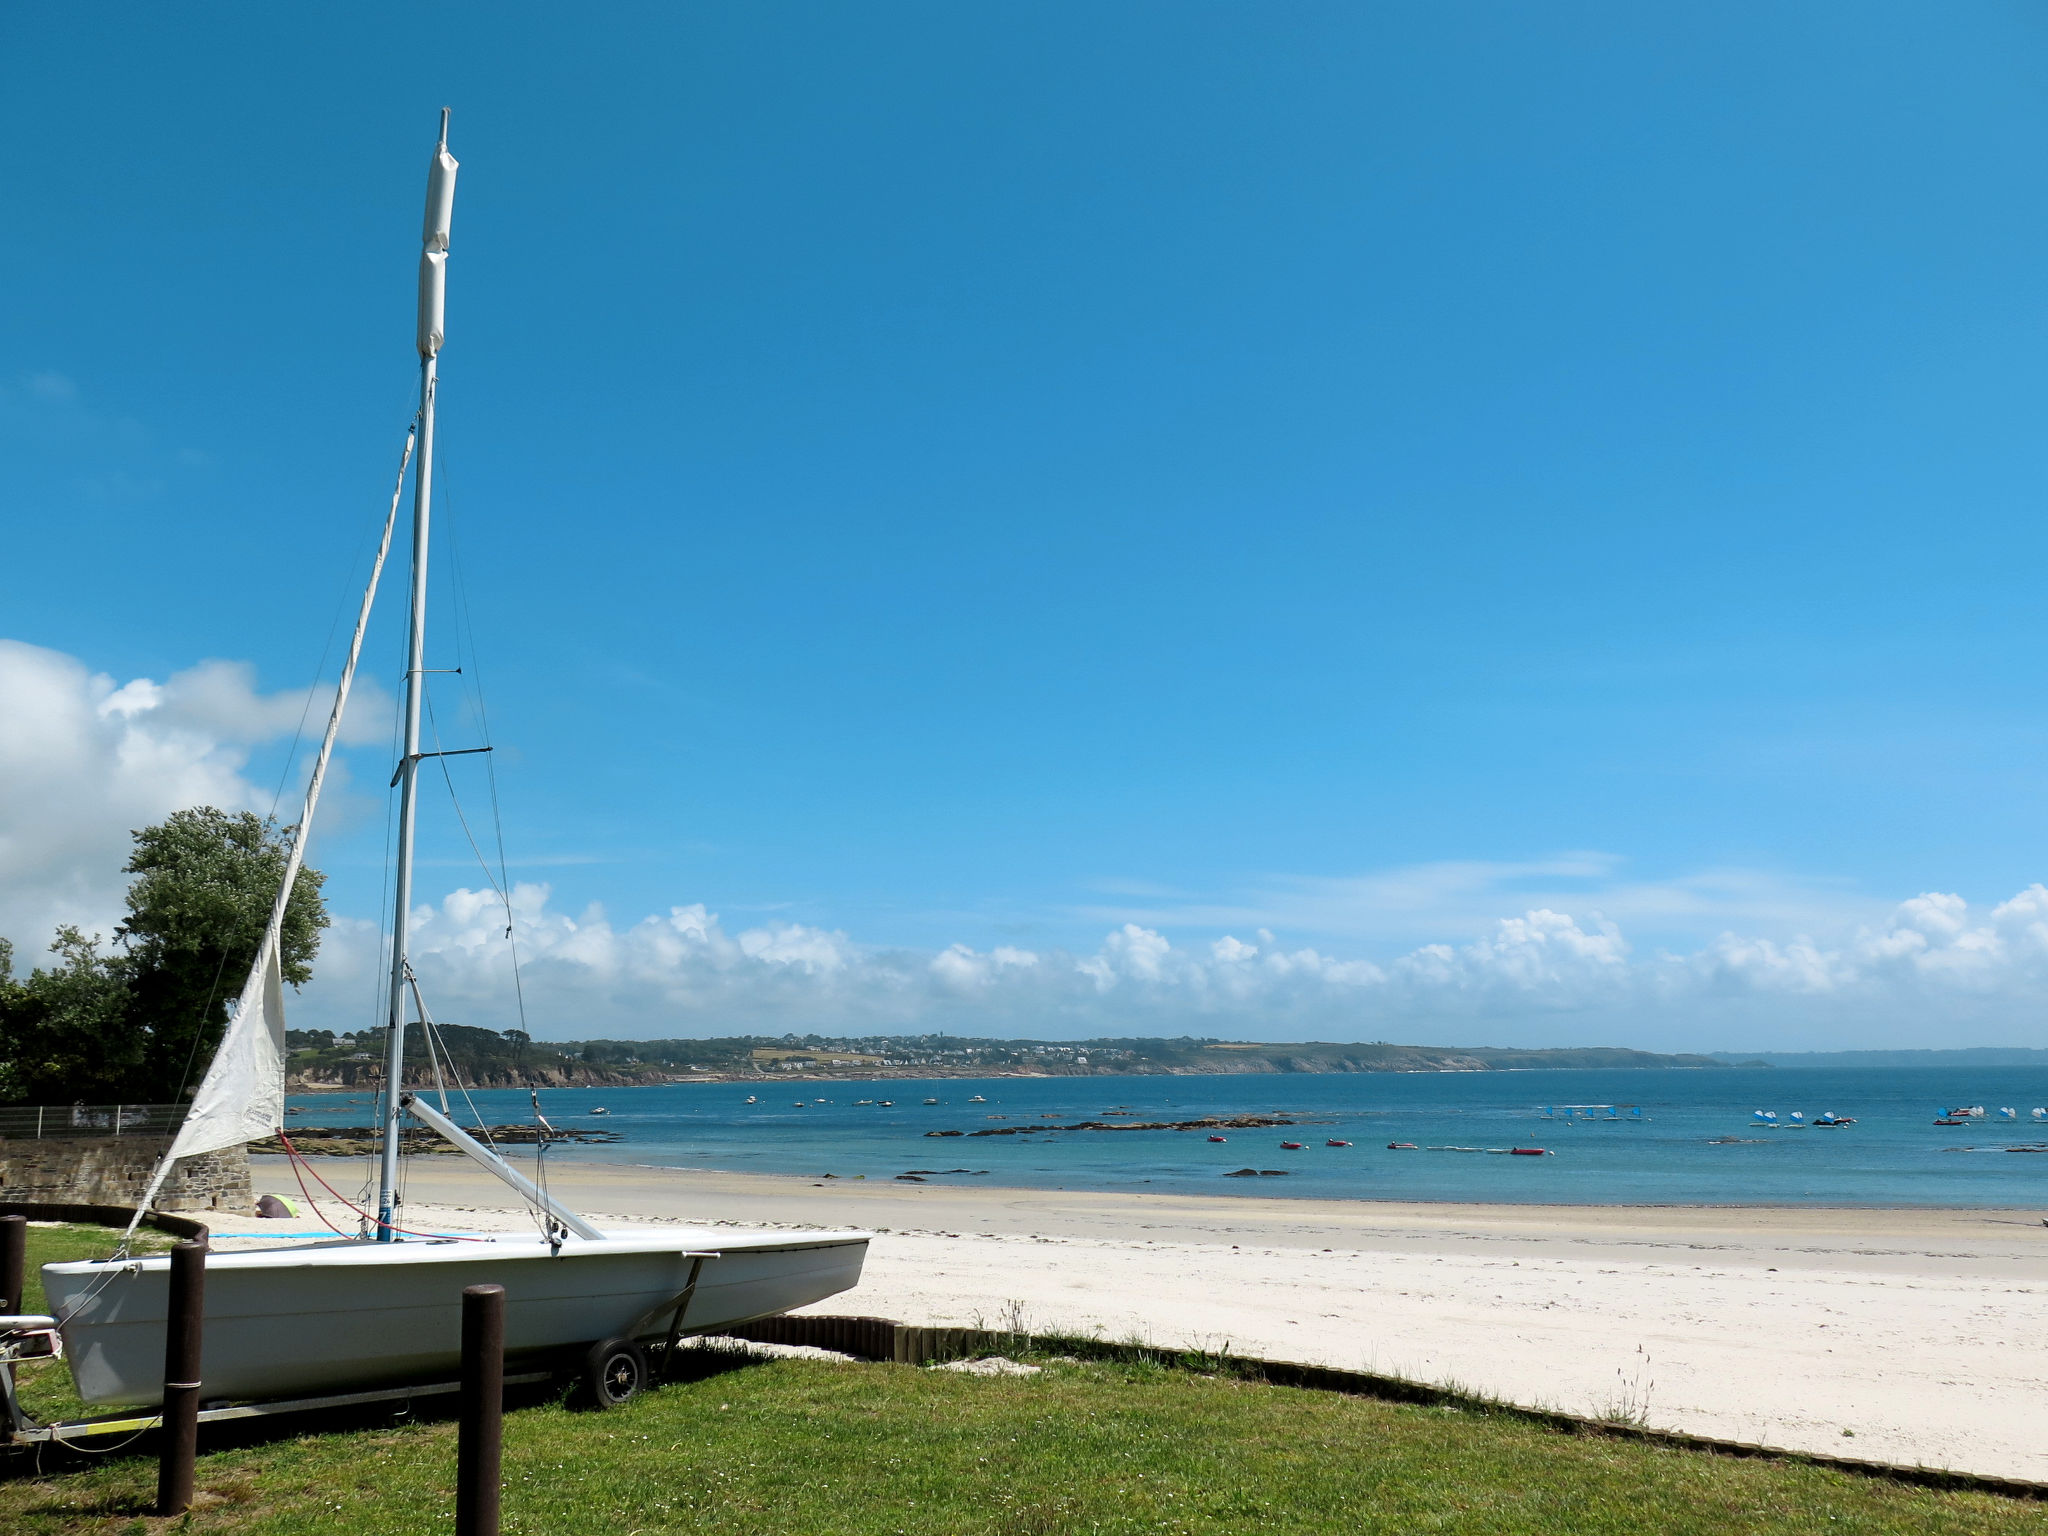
left=0, top=1251, right=713, bottom=1450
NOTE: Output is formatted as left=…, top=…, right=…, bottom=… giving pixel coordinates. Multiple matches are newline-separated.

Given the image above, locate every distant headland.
left=285, top=1026, right=1744, bottom=1091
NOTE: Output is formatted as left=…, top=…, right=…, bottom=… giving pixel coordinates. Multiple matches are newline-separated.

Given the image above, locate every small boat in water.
left=1509, top=1147, right=1551, bottom=1156
left=1812, top=1113, right=1855, bottom=1127
left=1325, top=1139, right=1351, bottom=1147
left=745, top=1095, right=757, bottom=1104
left=968, top=1095, right=986, bottom=1103
left=1387, top=1142, right=1418, bottom=1150
left=923, top=1098, right=939, bottom=1105
left=589, top=1107, right=610, bottom=1116
left=1279, top=1141, right=1304, bottom=1150
left=1208, top=1135, right=1228, bottom=1142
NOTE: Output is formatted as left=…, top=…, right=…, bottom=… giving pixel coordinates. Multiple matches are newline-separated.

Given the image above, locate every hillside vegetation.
left=286, top=1027, right=1741, bottom=1090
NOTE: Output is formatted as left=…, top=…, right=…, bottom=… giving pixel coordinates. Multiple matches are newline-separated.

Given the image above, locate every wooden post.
left=0, top=1214, right=25, bottom=1313
left=457, top=1284, right=505, bottom=1536
left=156, top=1239, right=206, bottom=1515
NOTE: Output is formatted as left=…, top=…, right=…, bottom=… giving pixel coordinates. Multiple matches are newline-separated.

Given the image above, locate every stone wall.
left=0, top=1137, right=252, bottom=1213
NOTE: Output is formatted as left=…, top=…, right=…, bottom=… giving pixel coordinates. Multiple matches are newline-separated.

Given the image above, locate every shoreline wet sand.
left=251, top=1155, right=2048, bottom=1481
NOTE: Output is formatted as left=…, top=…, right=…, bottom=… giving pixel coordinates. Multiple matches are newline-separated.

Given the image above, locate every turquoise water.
left=286, top=1066, right=2048, bottom=1207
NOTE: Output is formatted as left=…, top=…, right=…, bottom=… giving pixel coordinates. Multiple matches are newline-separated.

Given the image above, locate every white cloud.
left=0, top=640, right=390, bottom=951
left=283, top=876, right=2048, bottom=1052
left=1076, top=855, right=1878, bottom=948
left=16, top=637, right=2048, bottom=1052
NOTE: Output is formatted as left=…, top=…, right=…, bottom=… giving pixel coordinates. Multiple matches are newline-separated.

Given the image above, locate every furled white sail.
left=416, top=118, right=457, bottom=358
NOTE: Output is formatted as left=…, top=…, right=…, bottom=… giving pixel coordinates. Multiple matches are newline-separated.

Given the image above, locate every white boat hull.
left=43, top=1228, right=868, bottom=1409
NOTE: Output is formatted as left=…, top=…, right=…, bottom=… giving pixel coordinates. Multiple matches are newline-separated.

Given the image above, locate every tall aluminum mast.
left=377, top=109, right=458, bottom=1240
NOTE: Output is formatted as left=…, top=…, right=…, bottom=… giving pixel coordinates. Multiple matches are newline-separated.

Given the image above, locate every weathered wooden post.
left=156, top=1238, right=206, bottom=1515
left=0, top=1214, right=25, bottom=1313
left=458, top=1283, right=505, bottom=1536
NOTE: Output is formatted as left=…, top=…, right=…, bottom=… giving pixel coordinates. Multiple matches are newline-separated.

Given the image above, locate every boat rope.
left=276, top=1129, right=482, bottom=1241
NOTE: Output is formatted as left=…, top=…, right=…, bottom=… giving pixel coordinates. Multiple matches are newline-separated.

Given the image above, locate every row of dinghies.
left=1933, top=1106, right=2048, bottom=1125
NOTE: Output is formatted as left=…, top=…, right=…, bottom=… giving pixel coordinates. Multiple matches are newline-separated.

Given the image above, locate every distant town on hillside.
left=283, top=1027, right=1747, bottom=1091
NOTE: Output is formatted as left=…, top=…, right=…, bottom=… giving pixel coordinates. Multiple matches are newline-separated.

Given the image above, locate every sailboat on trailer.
left=35, top=113, right=868, bottom=1412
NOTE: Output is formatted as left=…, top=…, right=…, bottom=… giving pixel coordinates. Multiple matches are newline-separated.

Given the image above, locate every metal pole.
left=376, top=351, right=435, bottom=1241
left=457, top=1283, right=504, bottom=1536
left=0, top=1215, right=24, bottom=1312
left=400, top=1094, right=607, bottom=1241
left=378, top=111, right=455, bottom=1241
left=156, top=1239, right=206, bottom=1515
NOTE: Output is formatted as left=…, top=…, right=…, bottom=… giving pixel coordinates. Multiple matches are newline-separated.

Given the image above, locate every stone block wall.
left=0, top=1137, right=252, bottom=1213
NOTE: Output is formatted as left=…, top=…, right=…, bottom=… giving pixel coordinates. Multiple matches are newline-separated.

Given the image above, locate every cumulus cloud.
left=286, top=876, right=2048, bottom=1052
left=17, top=637, right=2048, bottom=1051
left=0, top=640, right=389, bottom=949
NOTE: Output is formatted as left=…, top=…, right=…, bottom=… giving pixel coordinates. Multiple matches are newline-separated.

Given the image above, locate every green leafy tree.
left=0, top=807, right=328, bottom=1104
left=0, top=929, right=143, bottom=1102
left=117, top=807, right=329, bottom=1100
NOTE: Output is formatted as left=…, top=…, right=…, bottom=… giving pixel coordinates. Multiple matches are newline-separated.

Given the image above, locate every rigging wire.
left=434, top=436, right=535, bottom=1040
left=145, top=416, right=424, bottom=1246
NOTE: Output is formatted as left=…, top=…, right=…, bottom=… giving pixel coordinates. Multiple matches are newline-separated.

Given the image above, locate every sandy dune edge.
left=250, top=1156, right=2048, bottom=1481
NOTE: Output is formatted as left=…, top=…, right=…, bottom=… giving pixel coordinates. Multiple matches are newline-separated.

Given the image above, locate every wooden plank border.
left=719, top=1313, right=2048, bottom=1502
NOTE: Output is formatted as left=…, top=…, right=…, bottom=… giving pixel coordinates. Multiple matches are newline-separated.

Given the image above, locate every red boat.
left=1207, top=1135, right=1227, bottom=1142
left=1509, top=1147, right=1550, bottom=1156
left=1386, top=1142, right=1418, bottom=1150
left=1280, top=1141, right=1304, bottom=1150
left=1934, top=1119, right=1968, bottom=1126
left=1326, top=1139, right=1351, bottom=1147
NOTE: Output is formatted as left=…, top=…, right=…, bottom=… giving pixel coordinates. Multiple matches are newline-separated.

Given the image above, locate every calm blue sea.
left=286, top=1067, right=2048, bottom=1207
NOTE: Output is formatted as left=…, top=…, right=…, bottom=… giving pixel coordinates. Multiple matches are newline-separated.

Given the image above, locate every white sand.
left=249, top=1155, right=2048, bottom=1481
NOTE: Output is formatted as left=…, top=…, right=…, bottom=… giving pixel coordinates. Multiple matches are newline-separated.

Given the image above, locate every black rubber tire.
left=578, top=1336, right=650, bottom=1410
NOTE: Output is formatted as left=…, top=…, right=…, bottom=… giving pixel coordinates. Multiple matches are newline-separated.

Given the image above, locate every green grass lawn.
left=4, top=1225, right=2040, bottom=1535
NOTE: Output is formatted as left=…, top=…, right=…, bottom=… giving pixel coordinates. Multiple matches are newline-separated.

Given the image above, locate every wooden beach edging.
left=717, top=1313, right=2048, bottom=1503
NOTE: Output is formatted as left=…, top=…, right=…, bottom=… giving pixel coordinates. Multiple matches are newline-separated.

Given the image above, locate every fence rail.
left=0, top=1104, right=187, bottom=1140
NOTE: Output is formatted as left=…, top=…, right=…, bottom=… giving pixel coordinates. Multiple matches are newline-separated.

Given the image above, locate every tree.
left=0, top=929, right=142, bottom=1102
left=117, top=808, right=329, bottom=1101
left=0, top=807, right=329, bottom=1104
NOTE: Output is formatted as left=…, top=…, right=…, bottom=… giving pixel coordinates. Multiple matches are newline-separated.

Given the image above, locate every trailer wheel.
left=578, top=1336, right=650, bottom=1410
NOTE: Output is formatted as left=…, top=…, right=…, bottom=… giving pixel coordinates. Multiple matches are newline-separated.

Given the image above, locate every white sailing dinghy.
left=35, top=113, right=868, bottom=1413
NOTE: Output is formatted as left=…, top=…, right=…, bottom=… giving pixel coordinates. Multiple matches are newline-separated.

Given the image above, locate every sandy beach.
left=249, top=1155, right=2048, bottom=1482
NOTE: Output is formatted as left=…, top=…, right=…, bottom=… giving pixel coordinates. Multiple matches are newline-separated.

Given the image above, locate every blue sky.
left=6, top=4, right=2048, bottom=1047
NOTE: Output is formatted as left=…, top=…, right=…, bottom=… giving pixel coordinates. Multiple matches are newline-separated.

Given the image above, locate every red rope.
left=275, top=1128, right=483, bottom=1241
left=281, top=1138, right=355, bottom=1237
